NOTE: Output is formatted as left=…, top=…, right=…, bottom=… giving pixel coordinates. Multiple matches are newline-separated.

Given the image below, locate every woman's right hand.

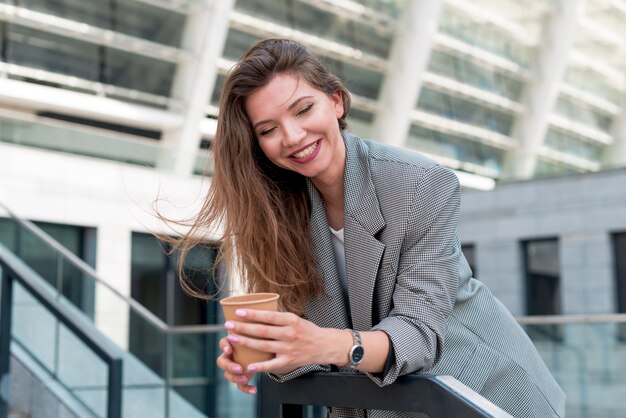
left=216, top=336, right=257, bottom=394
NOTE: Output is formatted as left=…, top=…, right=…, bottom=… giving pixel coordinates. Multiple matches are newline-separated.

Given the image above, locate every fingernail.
left=227, top=335, right=239, bottom=343
left=223, top=345, right=231, bottom=354
left=235, top=309, right=247, bottom=317
left=224, top=321, right=235, bottom=330
left=247, top=365, right=257, bottom=372
left=248, top=387, right=257, bottom=395
left=232, top=365, right=242, bottom=374
left=237, top=376, right=247, bottom=384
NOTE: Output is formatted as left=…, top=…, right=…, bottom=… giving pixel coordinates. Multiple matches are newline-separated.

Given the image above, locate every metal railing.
left=4, top=201, right=626, bottom=416
left=0, top=242, right=123, bottom=418
left=257, top=372, right=513, bottom=418
left=0, top=202, right=226, bottom=417
left=0, top=202, right=223, bottom=336
left=517, top=313, right=626, bottom=324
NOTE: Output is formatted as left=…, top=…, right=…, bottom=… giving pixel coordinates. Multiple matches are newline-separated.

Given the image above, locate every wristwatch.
left=347, top=329, right=364, bottom=369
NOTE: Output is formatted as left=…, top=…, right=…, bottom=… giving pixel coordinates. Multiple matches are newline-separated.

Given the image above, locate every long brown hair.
left=173, top=39, right=351, bottom=315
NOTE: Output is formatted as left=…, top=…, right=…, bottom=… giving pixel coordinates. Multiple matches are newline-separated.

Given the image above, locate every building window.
left=612, top=232, right=626, bottom=341
left=0, top=218, right=97, bottom=317
left=130, top=232, right=220, bottom=326
left=461, top=243, right=477, bottom=278
left=522, top=238, right=562, bottom=340
left=613, top=232, right=626, bottom=312
left=129, top=232, right=221, bottom=415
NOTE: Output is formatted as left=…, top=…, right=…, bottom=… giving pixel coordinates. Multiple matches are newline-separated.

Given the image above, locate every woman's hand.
left=216, top=336, right=257, bottom=394
left=215, top=309, right=391, bottom=394
left=219, top=309, right=350, bottom=379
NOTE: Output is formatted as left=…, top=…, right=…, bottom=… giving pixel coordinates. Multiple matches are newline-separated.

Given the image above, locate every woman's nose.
left=282, top=121, right=306, bottom=146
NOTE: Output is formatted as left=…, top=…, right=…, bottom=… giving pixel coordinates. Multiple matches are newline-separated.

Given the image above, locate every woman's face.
left=245, top=72, right=345, bottom=187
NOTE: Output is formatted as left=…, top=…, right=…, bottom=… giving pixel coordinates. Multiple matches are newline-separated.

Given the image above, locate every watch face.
left=351, top=346, right=364, bottom=364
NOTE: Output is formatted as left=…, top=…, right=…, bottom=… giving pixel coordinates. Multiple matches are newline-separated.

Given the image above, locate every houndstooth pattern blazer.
left=270, top=134, right=565, bottom=418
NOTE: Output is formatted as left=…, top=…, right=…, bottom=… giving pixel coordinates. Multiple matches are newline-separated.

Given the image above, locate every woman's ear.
left=331, top=91, right=344, bottom=119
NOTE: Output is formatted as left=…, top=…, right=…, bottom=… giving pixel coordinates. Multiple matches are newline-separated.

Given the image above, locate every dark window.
left=612, top=232, right=626, bottom=341
left=129, top=232, right=221, bottom=415
left=613, top=232, right=626, bottom=313
left=130, top=232, right=220, bottom=326
left=0, top=218, right=96, bottom=317
left=36, top=111, right=161, bottom=139
left=522, top=238, right=562, bottom=340
left=461, top=243, right=477, bottom=278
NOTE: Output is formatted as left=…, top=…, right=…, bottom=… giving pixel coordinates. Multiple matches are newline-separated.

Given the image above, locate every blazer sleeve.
left=368, top=164, right=461, bottom=386
left=266, top=364, right=331, bottom=383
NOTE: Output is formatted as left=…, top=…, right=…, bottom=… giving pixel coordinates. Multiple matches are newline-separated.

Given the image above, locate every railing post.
left=282, top=405, right=305, bottom=417
left=0, top=267, right=14, bottom=418
left=164, top=331, right=172, bottom=417
left=107, top=357, right=122, bottom=418
left=56, top=253, right=64, bottom=296
left=257, top=375, right=280, bottom=418
left=257, top=376, right=304, bottom=418
left=13, top=223, right=21, bottom=260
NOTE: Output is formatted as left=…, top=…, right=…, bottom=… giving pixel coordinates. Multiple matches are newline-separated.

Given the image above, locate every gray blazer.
left=272, top=134, right=565, bottom=418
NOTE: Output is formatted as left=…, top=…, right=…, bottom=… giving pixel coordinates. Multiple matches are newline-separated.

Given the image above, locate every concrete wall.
left=460, top=168, right=626, bottom=315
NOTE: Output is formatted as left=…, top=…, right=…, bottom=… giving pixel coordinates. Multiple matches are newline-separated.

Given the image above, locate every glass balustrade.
left=523, top=319, right=626, bottom=418
left=0, top=206, right=253, bottom=417
left=4, top=203, right=626, bottom=417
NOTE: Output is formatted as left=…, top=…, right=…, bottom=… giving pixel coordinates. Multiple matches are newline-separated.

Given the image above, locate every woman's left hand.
left=225, top=308, right=348, bottom=374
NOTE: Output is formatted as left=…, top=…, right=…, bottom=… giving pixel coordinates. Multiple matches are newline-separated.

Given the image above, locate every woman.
left=184, top=38, right=565, bottom=417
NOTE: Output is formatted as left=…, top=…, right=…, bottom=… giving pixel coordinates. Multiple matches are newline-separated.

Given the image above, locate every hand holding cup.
left=220, top=293, right=280, bottom=368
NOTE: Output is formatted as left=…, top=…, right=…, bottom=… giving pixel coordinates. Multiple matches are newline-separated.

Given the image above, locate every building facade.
left=1, top=0, right=625, bottom=416
left=460, top=167, right=626, bottom=316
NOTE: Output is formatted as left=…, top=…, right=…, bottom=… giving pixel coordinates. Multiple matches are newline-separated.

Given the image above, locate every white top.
left=329, top=226, right=348, bottom=301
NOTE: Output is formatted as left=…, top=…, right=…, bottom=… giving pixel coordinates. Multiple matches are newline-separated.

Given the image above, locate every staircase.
left=0, top=203, right=232, bottom=418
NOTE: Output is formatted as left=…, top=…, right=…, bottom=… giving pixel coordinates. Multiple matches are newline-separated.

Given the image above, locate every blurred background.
left=0, top=0, right=624, bottom=417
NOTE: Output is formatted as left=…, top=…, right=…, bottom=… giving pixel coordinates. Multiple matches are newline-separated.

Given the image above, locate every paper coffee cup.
left=220, top=292, right=280, bottom=368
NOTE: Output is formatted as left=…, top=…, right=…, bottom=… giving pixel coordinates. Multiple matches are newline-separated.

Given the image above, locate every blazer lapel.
left=305, top=181, right=351, bottom=329
left=343, top=135, right=386, bottom=331
left=305, top=135, right=386, bottom=331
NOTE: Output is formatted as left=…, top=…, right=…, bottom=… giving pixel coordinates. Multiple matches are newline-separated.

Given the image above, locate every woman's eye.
left=258, top=127, right=275, bottom=137
left=297, top=104, right=313, bottom=116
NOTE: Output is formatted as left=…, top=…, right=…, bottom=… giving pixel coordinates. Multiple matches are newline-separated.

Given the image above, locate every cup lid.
left=219, top=292, right=279, bottom=306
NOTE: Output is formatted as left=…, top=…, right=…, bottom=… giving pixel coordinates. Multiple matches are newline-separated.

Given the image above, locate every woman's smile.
left=290, top=140, right=321, bottom=162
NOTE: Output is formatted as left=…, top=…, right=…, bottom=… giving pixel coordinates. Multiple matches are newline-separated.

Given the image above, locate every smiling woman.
left=245, top=73, right=347, bottom=229
left=245, top=74, right=346, bottom=179
left=168, top=39, right=566, bottom=418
